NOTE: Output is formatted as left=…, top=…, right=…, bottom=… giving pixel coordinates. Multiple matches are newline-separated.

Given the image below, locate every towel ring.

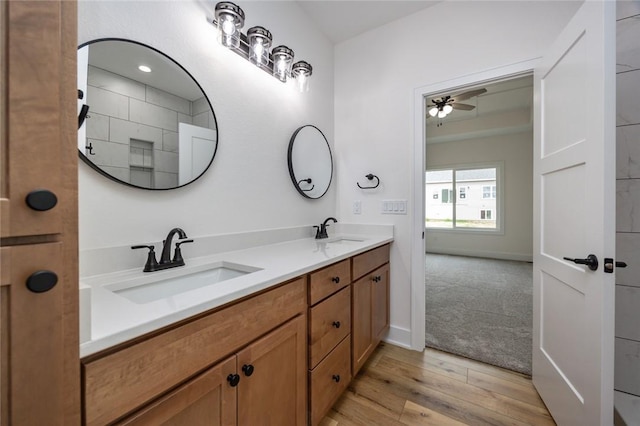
left=357, top=174, right=380, bottom=189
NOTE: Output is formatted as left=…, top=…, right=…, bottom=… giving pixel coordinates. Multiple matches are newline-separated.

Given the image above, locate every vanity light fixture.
left=247, top=26, right=272, bottom=67
left=292, top=61, right=312, bottom=92
left=212, top=2, right=312, bottom=90
left=214, top=1, right=245, bottom=48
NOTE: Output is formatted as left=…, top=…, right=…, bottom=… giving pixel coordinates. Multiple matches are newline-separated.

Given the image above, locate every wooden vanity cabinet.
left=351, top=245, right=390, bottom=375
left=82, top=278, right=306, bottom=426
left=118, top=316, right=306, bottom=426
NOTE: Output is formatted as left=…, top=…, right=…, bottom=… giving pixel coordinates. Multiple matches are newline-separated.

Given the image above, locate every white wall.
left=426, top=131, right=533, bottom=261
left=78, top=1, right=334, bottom=250
left=334, top=1, right=581, bottom=346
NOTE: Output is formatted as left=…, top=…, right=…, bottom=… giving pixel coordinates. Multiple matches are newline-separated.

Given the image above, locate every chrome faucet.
left=132, top=227, right=193, bottom=272
left=315, top=217, right=337, bottom=239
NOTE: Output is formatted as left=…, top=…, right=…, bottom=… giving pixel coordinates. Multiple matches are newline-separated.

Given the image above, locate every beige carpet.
left=425, top=253, right=533, bottom=375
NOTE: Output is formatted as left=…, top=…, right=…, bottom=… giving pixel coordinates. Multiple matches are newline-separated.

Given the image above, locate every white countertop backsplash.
left=79, top=223, right=393, bottom=357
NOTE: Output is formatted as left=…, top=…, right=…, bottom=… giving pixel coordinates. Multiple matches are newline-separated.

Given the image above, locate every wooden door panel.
left=237, top=315, right=306, bottom=426
left=8, top=242, right=65, bottom=425
left=372, top=264, right=390, bottom=344
left=118, top=356, right=237, bottom=426
left=2, top=1, right=65, bottom=238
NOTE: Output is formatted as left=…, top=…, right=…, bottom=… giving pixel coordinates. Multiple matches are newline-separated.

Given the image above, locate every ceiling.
left=295, top=1, right=442, bottom=44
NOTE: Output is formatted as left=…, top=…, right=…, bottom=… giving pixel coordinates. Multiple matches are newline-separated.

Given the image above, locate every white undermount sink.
left=323, top=237, right=365, bottom=244
left=105, top=261, right=262, bottom=304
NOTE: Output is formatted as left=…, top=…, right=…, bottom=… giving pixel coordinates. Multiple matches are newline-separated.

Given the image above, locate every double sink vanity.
left=79, top=225, right=393, bottom=425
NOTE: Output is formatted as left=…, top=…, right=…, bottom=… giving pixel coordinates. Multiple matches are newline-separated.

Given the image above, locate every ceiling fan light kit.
left=426, top=88, right=488, bottom=123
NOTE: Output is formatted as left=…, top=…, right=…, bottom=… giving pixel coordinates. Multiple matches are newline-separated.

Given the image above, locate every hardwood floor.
left=321, top=342, right=555, bottom=426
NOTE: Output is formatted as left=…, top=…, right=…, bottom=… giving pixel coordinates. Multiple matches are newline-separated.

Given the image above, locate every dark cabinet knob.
left=332, top=321, right=341, bottom=329
left=332, top=374, right=340, bottom=383
left=227, top=373, right=240, bottom=387
left=331, top=276, right=340, bottom=284
left=25, top=190, right=58, bottom=211
left=26, top=270, right=58, bottom=293
left=372, top=275, right=381, bottom=282
left=242, top=364, right=254, bottom=377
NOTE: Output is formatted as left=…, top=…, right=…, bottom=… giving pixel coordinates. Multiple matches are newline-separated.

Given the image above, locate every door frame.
left=410, top=58, right=539, bottom=350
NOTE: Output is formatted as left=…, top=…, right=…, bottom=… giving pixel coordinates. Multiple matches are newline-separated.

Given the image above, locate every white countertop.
left=80, top=231, right=393, bottom=357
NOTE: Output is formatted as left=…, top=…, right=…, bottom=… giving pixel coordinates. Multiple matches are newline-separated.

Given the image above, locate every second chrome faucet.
left=132, top=227, right=194, bottom=272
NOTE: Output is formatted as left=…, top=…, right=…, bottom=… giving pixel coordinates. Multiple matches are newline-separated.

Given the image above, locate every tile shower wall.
left=615, top=1, right=640, bottom=398
left=86, top=65, right=215, bottom=188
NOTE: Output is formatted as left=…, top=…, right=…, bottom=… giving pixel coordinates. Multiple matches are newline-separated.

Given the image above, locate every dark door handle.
left=563, top=254, right=598, bottom=271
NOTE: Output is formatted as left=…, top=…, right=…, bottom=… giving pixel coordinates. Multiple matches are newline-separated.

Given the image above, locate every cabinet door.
left=1, top=0, right=72, bottom=238
left=118, top=356, right=236, bottom=426
left=237, top=315, right=306, bottom=426
left=351, top=275, right=372, bottom=375
left=372, top=264, right=390, bottom=345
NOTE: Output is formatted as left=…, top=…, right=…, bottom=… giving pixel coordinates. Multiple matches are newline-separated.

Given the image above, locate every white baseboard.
left=426, top=248, right=532, bottom=262
left=383, top=325, right=415, bottom=350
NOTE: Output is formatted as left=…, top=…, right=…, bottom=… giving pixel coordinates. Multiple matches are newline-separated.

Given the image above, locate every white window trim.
left=425, top=161, right=505, bottom=235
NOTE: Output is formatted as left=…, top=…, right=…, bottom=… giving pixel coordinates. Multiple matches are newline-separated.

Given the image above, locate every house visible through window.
left=425, top=166, right=500, bottom=230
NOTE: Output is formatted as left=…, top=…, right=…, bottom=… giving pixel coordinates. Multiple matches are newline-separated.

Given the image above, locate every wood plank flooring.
left=321, top=342, right=555, bottom=426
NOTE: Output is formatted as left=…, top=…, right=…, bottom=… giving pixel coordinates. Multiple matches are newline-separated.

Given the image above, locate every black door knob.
left=25, top=190, right=58, bottom=211
left=332, top=374, right=340, bottom=383
left=242, top=364, right=254, bottom=377
left=227, top=373, right=240, bottom=387
left=26, top=270, right=58, bottom=293
left=332, top=321, right=341, bottom=329
left=331, top=276, right=340, bottom=284
left=563, top=254, right=598, bottom=271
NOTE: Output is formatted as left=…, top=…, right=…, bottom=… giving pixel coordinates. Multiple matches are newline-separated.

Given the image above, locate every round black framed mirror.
left=287, top=125, right=333, bottom=199
left=77, top=38, right=218, bottom=190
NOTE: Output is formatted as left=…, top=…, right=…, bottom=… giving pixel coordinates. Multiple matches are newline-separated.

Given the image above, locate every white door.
left=178, top=122, right=217, bottom=185
left=533, top=2, right=616, bottom=425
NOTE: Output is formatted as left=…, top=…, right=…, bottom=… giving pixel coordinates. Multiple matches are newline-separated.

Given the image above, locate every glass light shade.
left=292, top=61, right=312, bottom=92
left=443, top=104, right=453, bottom=114
left=214, top=2, right=245, bottom=49
left=428, top=107, right=438, bottom=117
left=272, top=45, right=294, bottom=82
left=247, top=26, right=272, bottom=66
left=437, top=109, right=447, bottom=118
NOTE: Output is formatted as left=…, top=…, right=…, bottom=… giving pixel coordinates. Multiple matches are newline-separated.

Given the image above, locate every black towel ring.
left=357, top=174, right=380, bottom=189
left=298, top=178, right=315, bottom=192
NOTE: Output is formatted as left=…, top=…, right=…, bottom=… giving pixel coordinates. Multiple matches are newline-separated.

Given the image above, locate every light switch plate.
left=381, top=199, right=407, bottom=215
left=353, top=200, right=362, bottom=215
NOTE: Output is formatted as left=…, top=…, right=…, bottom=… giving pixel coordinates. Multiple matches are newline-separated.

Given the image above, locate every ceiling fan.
left=427, top=88, right=487, bottom=119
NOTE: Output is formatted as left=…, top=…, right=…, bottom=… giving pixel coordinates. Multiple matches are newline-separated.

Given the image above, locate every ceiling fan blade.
left=452, top=103, right=475, bottom=111
left=451, top=88, right=487, bottom=102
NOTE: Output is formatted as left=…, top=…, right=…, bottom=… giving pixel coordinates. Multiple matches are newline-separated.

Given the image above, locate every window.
left=425, top=165, right=501, bottom=231
left=483, top=185, right=496, bottom=199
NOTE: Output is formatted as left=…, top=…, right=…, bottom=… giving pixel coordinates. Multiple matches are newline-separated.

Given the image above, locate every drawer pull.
left=242, top=364, right=254, bottom=377
left=372, top=275, right=381, bottom=282
left=25, top=189, right=58, bottom=211
left=332, top=321, right=341, bottom=329
left=26, top=270, right=58, bottom=293
left=331, top=276, right=340, bottom=284
left=227, top=374, right=240, bottom=387
left=332, top=374, right=341, bottom=383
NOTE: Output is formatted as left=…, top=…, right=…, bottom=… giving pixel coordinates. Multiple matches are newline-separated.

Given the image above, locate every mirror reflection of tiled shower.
left=614, top=1, right=640, bottom=424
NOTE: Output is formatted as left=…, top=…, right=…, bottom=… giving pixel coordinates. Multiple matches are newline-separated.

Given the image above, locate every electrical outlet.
left=353, top=200, right=362, bottom=215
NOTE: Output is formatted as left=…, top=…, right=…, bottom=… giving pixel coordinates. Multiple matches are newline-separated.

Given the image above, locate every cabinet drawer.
left=309, top=286, right=351, bottom=368
left=83, top=278, right=306, bottom=426
left=352, top=244, right=390, bottom=280
left=309, top=335, right=351, bottom=426
left=309, top=259, right=350, bottom=305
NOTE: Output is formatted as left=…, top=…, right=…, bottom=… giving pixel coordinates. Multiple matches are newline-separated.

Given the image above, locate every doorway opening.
left=423, top=74, right=534, bottom=374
